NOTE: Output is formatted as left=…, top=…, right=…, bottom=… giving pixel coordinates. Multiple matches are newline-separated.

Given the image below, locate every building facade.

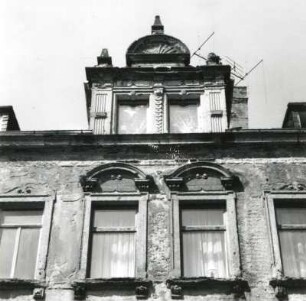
left=0, top=17, right=306, bottom=301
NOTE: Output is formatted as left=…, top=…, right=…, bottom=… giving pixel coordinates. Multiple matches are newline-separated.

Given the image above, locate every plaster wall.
left=1, top=147, right=306, bottom=301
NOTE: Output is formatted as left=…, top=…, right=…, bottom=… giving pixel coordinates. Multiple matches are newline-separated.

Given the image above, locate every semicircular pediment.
left=80, top=163, right=153, bottom=193
left=127, top=34, right=190, bottom=55
left=164, top=162, right=239, bottom=192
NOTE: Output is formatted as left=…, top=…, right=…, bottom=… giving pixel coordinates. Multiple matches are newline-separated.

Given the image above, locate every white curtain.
left=90, top=209, right=136, bottom=278
left=277, top=208, right=306, bottom=277
left=0, top=210, right=42, bottom=279
left=90, top=232, right=135, bottom=278
left=181, top=209, right=227, bottom=278
left=183, top=231, right=226, bottom=277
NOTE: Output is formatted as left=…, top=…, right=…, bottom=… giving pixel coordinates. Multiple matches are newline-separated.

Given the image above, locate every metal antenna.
left=235, top=59, right=263, bottom=86
left=223, top=56, right=245, bottom=80
left=191, top=32, right=215, bottom=59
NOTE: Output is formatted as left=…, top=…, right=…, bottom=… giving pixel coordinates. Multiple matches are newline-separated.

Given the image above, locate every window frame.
left=80, top=193, right=148, bottom=279
left=171, top=191, right=240, bottom=279
left=113, top=93, right=151, bottom=135
left=265, top=192, right=306, bottom=279
left=166, top=93, right=202, bottom=134
left=0, top=194, right=54, bottom=280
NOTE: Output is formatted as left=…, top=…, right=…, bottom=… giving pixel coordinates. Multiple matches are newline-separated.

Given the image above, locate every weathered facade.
left=1, top=16, right=306, bottom=301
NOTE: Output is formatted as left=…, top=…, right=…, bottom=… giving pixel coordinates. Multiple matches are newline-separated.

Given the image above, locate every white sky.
left=1, top=0, right=306, bottom=130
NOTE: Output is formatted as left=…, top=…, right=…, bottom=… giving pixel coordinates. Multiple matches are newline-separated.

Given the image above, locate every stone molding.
left=80, top=162, right=154, bottom=193
left=164, top=161, right=240, bottom=192
left=166, top=278, right=249, bottom=299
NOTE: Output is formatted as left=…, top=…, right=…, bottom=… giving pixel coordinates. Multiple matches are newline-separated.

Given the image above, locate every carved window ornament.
left=80, top=163, right=154, bottom=193
left=168, top=162, right=244, bottom=298
left=79, top=163, right=149, bottom=285
left=265, top=191, right=306, bottom=297
left=164, top=162, right=239, bottom=192
left=0, top=194, right=54, bottom=288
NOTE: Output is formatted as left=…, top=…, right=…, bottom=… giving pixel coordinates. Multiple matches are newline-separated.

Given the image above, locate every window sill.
left=166, top=277, right=249, bottom=299
left=0, top=279, right=46, bottom=290
left=270, top=278, right=306, bottom=298
left=72, top=278, right=152, bottom=300
left=270, top=277, right=306, bottom=288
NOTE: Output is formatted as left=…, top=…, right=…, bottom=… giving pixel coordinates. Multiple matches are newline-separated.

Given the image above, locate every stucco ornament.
left=127, top=35, right=190, bottom=55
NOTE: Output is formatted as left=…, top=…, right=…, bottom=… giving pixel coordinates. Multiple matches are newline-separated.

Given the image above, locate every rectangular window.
left=89, top=207, right=137, bottom=278
left=172, top=193, right=240, bottom=279
left=0, top=209, right=43, bottom=279
left=275, top=205, right=306, bottom=278
left=181, top=206, right=228, bottom=278
left=169, top=99, right=199, bottom=133
left=118, top=100, right=148, bottom=134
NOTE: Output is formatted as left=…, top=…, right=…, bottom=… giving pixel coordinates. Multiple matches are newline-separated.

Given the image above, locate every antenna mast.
left=235, top=59, right=263, bottom=86
left=191, top=32, right=215, bottom=60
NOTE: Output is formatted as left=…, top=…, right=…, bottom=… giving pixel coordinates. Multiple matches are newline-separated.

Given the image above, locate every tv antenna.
left=234, top=59, right=263, bottom=86
left=191, top=32, right=215, bottom=61
left=191, top=32, right=263, bottom=86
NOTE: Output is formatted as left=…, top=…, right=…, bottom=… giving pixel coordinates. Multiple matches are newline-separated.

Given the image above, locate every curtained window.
left=118, top=100, right=148, bottom=134
left=169, top=99, right=199, bottom=133
left=181, top=207, right=228, bottom=278
left=276, top=207, right=306, bottom=278
left=0, top=210, right=43, bottom=279
left=89, top=208, right=137, bottom=278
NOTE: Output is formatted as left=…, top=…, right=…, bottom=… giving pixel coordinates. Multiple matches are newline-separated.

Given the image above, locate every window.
left=80, top=194, right=147, bottom=279
left=118, top=100, right=149, bottom=134
left=266, top=194, right=306, bottom=279
left=172, top=193, right=240, bottom=279
left=0, top=195, right=54, bottom=281
left=276, top=206, right=306, bottom=277
left=0, top=209, right=43, bottom=279
left=181, top=206, right=228, bottom=278
left=169, top=99, right=199, bottom=133
left=89, top=207, right=137, bottom=278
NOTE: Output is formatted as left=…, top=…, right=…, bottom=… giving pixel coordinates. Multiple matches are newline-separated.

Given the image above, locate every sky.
left=1, top=0, right=306, bottom=130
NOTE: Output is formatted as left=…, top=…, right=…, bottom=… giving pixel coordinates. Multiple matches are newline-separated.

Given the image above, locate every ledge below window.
left=166, top=278, right=249, bottom=299
left=72, top=278, right=152, bottom=300
left=0, top=280, right=46, bottom=300
left=270, top=277, right=306, bottom=289
left=0, top=279, right=46, bottom=290
left=270, top=278, right=306, bottom=299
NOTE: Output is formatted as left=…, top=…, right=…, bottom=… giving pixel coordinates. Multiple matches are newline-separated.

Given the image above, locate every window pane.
left=182, top=209, right=224, bottom=226
left=1, top=210, right=42, bottom=225
left=15, top=228, right=40, bottom=279
left=90, top=232, right=135, bottom=278
left=276, top=208, right=306, bottom=225
left=279, top=230, right=306, bottom=277
left=170, top=101, right=199, bottom=133
left=93, top=209, right=136, bottom=228
left=183, top=231, right=227, bottom=278
left=0, top=228, right=16, bottom=278
left=118, top=102, right=148, bottom=134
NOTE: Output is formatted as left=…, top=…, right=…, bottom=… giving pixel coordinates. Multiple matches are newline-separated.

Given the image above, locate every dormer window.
left=117, top=99, right=149, bottom=134
left=169, top=98, right=200, bottom=133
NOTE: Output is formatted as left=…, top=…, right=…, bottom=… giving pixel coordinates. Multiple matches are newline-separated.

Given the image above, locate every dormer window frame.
left=166, top=93, right=202, bottom=134
left=112, top=93, right=152, bottom=135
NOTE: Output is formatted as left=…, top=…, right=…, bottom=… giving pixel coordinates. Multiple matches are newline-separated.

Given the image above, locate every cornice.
left=0, top=130, right=306, bottom=149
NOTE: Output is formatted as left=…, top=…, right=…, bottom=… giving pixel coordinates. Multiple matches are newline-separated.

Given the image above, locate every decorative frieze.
left=153, top=87, right=164, bottom=133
